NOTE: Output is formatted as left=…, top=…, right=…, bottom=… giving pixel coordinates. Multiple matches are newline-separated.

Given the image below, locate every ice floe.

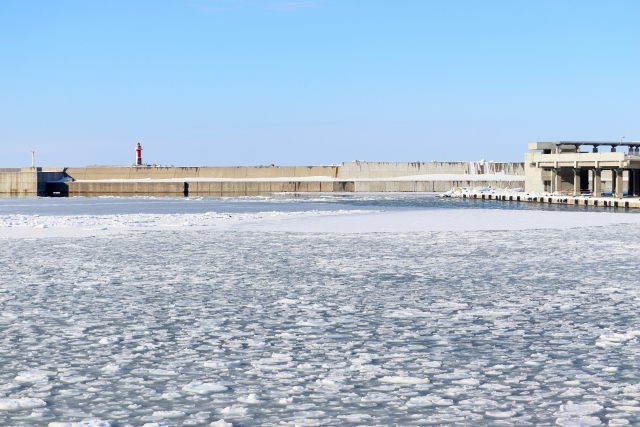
left=0, top=398, right=46, bottom=410
left=2, top=199, right=640, bottom=425
left=182, top=382, right=229, bottom=394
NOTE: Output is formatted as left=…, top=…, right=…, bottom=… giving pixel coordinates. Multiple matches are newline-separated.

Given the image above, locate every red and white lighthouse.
left=135, top=142, right=143, bottom=166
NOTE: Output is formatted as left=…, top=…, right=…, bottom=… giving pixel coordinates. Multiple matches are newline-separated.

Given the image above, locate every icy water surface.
left=1, top=226, right=640, bottom=426
left=1, top=193, right=635, bottom=217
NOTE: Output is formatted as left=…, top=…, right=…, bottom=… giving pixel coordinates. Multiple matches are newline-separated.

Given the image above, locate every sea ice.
left=219, top=405, right=250, bottom=415
left=2, top=200, right=640, bottom=426
left=237, top=393, right=264, bottom=403
left=182, top=382, right=229, bottom=394
left=15, top=370, right=55, bottom=382
left=556, top=402, right=604, bottom=416
left=71, top=421, right=112, bottom=427
left=0, top=398, right=46, bottom=410
left=378, top=376, right=429, bottom=384
left=556, top=417, right=603, bottom=426
left=152, top=410, right=186, bottom=418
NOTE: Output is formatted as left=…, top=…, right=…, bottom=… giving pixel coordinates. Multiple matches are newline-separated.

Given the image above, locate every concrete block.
left=270, top=182, right=284, bottom=192
left=282, top=182, right=297, bottom=192
left=245, top=182, right=261, bottom=193
left=174, top=167, right=199, bottom=178
left=222, top=182, right=245, bottom=193
left=257, top=182, right=271, bottom=192
left=320, top=181, right=335, bottom=192
left=307, top=182, right=321, bottom=192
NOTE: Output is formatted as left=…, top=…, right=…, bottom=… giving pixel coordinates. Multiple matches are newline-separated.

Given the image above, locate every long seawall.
left=0, top=162, right=525, bottom=196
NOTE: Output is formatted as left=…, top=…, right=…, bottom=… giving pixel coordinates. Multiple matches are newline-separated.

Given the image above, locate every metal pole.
left=31, top=151, right=34, bottom=168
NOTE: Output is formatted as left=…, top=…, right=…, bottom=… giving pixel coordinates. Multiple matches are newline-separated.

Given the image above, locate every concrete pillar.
left=554, top=168, right=562, bottom=194
left=593, top=168, right=602, bottom=197
left=628, top=170, right=634, bottom=197
left=573, top=168, right=581, bottom=197
left=615, top=169, right=624, bottom=198
left=635, top=170, right=640, bottom=196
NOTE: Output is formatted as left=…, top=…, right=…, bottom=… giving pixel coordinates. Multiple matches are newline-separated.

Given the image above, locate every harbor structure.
left=525, top=141, right=640, bottom=197
left=0, top=161, right=524, bottom=196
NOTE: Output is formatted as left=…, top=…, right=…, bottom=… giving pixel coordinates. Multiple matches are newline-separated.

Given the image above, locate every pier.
left=449, top=191, right=640, bottom=209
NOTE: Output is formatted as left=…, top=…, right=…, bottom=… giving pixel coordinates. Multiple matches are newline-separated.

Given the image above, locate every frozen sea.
left=1, top=195, right=640, bottom=427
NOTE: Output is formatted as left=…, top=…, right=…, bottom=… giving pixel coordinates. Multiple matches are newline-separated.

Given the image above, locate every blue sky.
left=0, top=0, right=638, bottom=167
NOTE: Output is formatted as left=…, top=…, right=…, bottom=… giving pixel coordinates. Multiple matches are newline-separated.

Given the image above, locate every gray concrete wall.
left=3, top=163, right=526, bottom=196
left=0, top=168, right=38, bottom=195
left=57, top=179, right=521, bottom=195
left=339, top=161, right=524, bottom=179
left=354, top=180, right=522, bottom=192
left=65, top=163, right=524, bottom=181
left=67, top=181, right=186, bottom=195
left=60, top=180, right=356, bottom=196
left=524, top=153, right=545, bottom=193
left=64, top=165, right=340, bottom=181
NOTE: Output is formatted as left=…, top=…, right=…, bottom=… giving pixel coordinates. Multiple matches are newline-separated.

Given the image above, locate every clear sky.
left=1, top=0, right=638, bottom=167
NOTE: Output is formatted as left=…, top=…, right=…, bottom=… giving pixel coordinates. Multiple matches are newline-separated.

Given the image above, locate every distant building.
left=525, top=141, right=640, bottom=197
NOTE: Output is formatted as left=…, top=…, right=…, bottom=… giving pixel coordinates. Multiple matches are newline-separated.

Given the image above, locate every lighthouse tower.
left=135, top=142, right=143, bottom=166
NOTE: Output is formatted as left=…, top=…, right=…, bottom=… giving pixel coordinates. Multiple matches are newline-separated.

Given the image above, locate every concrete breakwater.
left=0, top=168, right=65, bottom=196
left=443, top=187, right=640, bottom=209
left=0, top=162, right=524, bottom=196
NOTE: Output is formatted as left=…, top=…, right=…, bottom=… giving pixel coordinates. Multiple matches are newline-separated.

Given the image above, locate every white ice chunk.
left=615, top=406, right=640, bottom=412
left=148, top=369, right=179, bottom=376
left=220, top=405, right=250, bottom=415
left=608, top=420, right=630, bottom=426
left=60, top=375, right=92, bottom=384
left=361, top=393, right=398, bottom=402
left=15, top=370, right=55, bottom=382
left=379, top=376, right=429, bottom=385
left=556, top=402, right=604, bottom=416
left=485, top=411, right=517, bottom=419
left=135, top=343, right=155, bottom=351
left=152, top=410, right=186, bottom=418
left=0, top=398, right=46, bottom=410
left=102, top=364, right=128, bottom=372
left=162, top=392, right=182, bottom=399
left=182, top=382, right=228, bottom=395
left=452, top=378, right=480, bottom=386
left=555, top=417, right=602, bottom=426
left=0, top=382, right=22, bottom=390
left=70, top=421, right=113, bottom=427
left=204, top=361, right=242, bottom=368
left=406, top=394, right=453, bottom=407
left=237, top=393, right=264, bottom=404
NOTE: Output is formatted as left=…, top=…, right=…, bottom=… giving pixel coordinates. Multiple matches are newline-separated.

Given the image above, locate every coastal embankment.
left=0, top=161, right=524, bottom=196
